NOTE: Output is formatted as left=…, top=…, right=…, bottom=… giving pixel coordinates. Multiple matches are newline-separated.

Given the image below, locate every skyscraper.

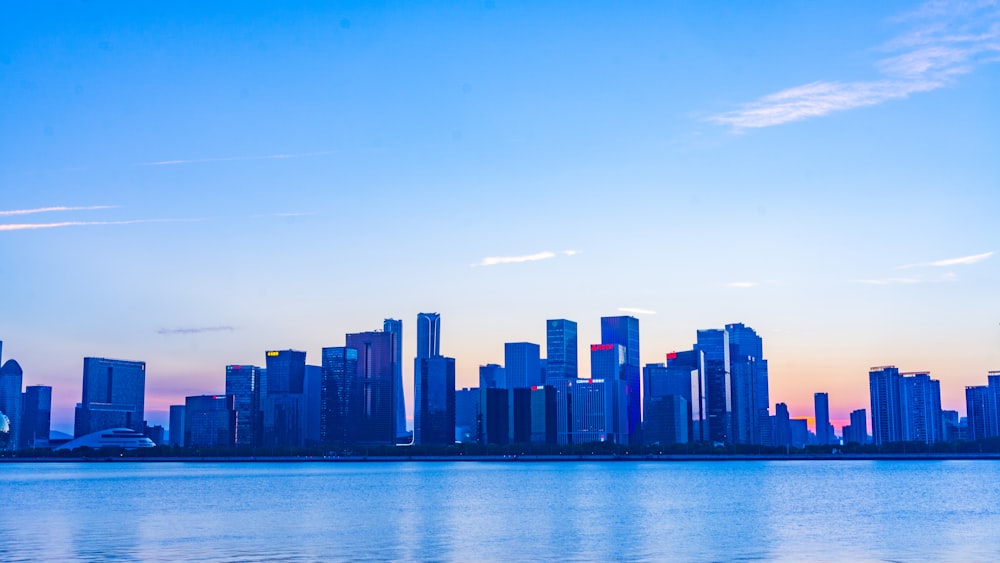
left=600, top=315, right=640, bottom=443
left=169, top=405, right=185, bottom=446
left=988, top=372, right=1000, bottom=438
left=814, top=393, right=831, bottom=445
left=479, top=364, right=506, bottom=389
left=20, top=385, right=51, bottom=449
left=588, top=343, right=629, bottom=444
left=772, top=403, right=791, bottom=448
left=75, top=357, right=146, bottom=437
left=225, top=365, right=261, bottom=447
left=846, top=408, right=868, bottom=444
left=415, top=313, right=440, bottom=359
left=0, top=357, right=23, bottom=451
left=966, top=385, right=992, bottom=441
left=504, top=342, right=541, bottom=389
left=695, top=329, right=730, bottom=444
left=727, top=323, right=769, bottom=445
left=384, top=318, right=407, bottom=440
left=184, top=394, right=236, bottom=448
left=414, top=356, right=456, bottom=445
left=455, top=387, right=479, bottom=443
left=546, top=319, right=578, bottom=382
left=900, top=372, right=943, bottom=444
left=644, top=349, right=706, bottom=443
left=262, top=350, right=307, bottom=448
left=869, top=366, right=902, bottom=445
left=320, top=346, right=359, bottom=445
left=346, top=330, right=398, bottom=445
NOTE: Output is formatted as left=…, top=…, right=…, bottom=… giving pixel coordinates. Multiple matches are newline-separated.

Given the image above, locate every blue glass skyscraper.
left=383, top=318, right=406, bottom=441
left=546, top=319, right=578, bottom=382
left=75, top=357, right=146, bottom=437
left=320, top=346, right=359, bottom=445
left=504, top=342, right=541, bottom=389
left=262, top=349, right=307, bottom=448
left=346, top=330, right=398, bottom=445
left=225, top=364, right=261, bottom=447
left=869, top=366, right=902, bottom=445
left=0, top=354, right=23, bottom=451
left=20, top=385, right=51, bottom=449
left=588, top=343, right=629, bottom=444
left=695, top=329, right=730, bottom=444
left=726, top=323, right=769, bottom=445
left=600, top=316, right=640, bottom=443
left=414, top=356, right=455, bottom=445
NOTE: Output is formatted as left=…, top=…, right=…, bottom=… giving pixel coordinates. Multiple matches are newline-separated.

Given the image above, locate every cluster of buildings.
left=0, top=322, right=998, bottom=452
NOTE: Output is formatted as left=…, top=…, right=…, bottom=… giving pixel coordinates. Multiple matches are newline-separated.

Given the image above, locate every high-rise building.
left=844, top=408, right=868, bottom=444
left=479, top=364, right=506, bottom=389
left=0, top=357, right=23, bottom=451
left=478, top=387, right=509, bottom=445
left=772, top=403, right=791, bottom=448
left=600, top=316, right=640, bottom=443
left=988, top=372, right=1000, bottom=437
left=546, top=319, right=578, bottom=382
left=869, top=366, right=903, bottom=445
left=303, top=365, right=323, bottom=445
left=20, top=385, right=51, bottom=449
left=942, top=410, right=960, bottom=442
left=966, top=385, right=992, bottom=441
left=504, top=343, right=541, bottom=389
left=789, top=418, right=811, bottom=448
left=262, top=350, right=308, bottom=448
left=75, top=357, right=146, bottom=437
left=695, top=329, right=730, bottom=444
left=384, top=318, right=406, bottom=441
left=414, top=356, right=456, bottom=445
left=727, top=323, right=769, bottom=445
left=184, top=395, right=235, bottom=448
left=900, top=372, right=943, bottom=444
left=455, top=387, right=479, bottom=443
left=529, top=385, right=558, bottom=444
left=644, top=350, right=706, bottom=443
left=320, top=346, right=359, bottom=445
left=169, top=405, right=186, bottom=447
left=225, top=365, right=261, bottom=447
left=346, top=330, right=398, bottom=445
left=415, top=313, right=440, bottom=359
left=814, top=393, right=831, bottom=445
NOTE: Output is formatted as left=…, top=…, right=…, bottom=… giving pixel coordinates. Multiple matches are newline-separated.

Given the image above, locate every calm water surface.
left=2, top=460, right=1000, bottom=561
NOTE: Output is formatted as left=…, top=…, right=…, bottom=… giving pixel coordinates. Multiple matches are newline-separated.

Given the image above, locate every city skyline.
left=2, top=1, right=998, bottom=433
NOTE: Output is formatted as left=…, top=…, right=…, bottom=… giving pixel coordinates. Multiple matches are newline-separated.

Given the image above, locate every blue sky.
left=2, top=1, right=998, bottom=433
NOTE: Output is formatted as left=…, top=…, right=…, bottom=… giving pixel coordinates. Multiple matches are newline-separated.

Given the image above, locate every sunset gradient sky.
left=2, top=1, right=998, bottom=433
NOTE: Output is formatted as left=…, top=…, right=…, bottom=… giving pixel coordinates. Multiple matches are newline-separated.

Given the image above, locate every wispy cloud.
left=726, top=281, right=759, bottom=288
left=898, top=250, right=994, bottom=268
left=137, top=150, right=336, bottom=167
left=0, top=205, right=118, bottom=217
left=250, top=212, right=319, bottom=218
left=709, top=0, right=1000, bottom=129
left=157, top=326, right=236, bottom=335
left=0, top=218, right=200, bottom=232
left=617, top=307, right=656, bottom=315
left=476, top=249, right=578, bottom=267
left=853, top=272, right=959, bottom=285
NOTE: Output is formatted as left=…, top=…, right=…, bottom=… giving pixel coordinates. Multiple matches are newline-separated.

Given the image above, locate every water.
left=2, top=460, right=1000, bottom=561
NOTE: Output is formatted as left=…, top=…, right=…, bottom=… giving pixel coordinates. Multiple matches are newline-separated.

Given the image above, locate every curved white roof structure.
left=55, top=428, right=156, bottom=451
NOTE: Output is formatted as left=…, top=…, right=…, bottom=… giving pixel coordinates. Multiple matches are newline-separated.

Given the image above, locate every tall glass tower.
left=0, top=357, right=23, bottom=451
left=75, top=357, right=146, bottom=437
left=320, top=346, right=359, bottom=445
left=415, top=313, right=440, bottom=359
left=600, top=316, right=640, bottom=443
left=695, top=329, right=730, bottom=444
left=869, top=366, right=902, bottom=445
left=546, top=319, right=578, bottom=382
left=504, top=342, right=541, bottom=389
left=726, top=323, right=769, bottom=445
left=225, top=365, right=261, bottom=447
left=383, top=319, right=406, bottom=441
left=346, top=330, right=398, bottom=445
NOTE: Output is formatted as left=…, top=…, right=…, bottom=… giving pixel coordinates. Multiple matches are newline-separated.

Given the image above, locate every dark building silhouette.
left=478, top=387, right=509, bottom=445
left=384, top=318, right=406, bottom=441
left=0, top=355, right=23, bottom=451
left=479, top=364, right=505, bottom=389
left=169, top=405, right=185, bottom=446
left=346, top=330, right=398, bottom=445
left=184, top=394, right=235, bottom=448
left=455, top=387, right=479, bottom=443
left=772, top=402, right=792, bottom=448
left=20, top=385, right=51, bottom=449
left=966, top=385, right=992, bottom=441
left=262, top=349, right=307, bottom=448
left=815, top=393, right=832, bottom=445
left=321, top=346, right=358, bottom=445
left=414, top=356, right=455, bottom=445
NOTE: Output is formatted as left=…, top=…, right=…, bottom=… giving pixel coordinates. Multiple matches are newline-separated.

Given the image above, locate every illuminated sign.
left=266, top=351, right=280, bottom=357
left=591, top=344, right=614, bottom=352
left=666, top=352, right=678, bottom=361
left=231, top=365, right=242, bottom=370
left=531, top=386, right=540, bottom=391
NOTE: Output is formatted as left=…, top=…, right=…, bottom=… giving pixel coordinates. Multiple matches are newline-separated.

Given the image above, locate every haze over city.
left=2, top=1, right=998, bottom=433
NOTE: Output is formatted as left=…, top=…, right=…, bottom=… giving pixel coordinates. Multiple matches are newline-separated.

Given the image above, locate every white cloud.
left=136, top=150, right=336, bottom=166
left=0, top=218, right=199, bottom=232
left=898, top=250, right=994, bottom=268
left=476, top=249, right=578, bottom=267
left=617, top=307, right=657, bottom=315
left=709, top=0, right=1000, bottom=129
left=0, top=205, right=118, bottom=217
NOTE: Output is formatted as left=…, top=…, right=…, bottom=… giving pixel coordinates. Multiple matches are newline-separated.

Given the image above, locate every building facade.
left=75, top=357, right=146, bottom=437
left=600, top=316, right=640, bottom=443
left=414, top=355, right=456, bottom=445
left=184, top=395, right=236, bottom=448
left=345, top=330, right=398, bottom=445
left=0, top=357, right=23, bottom=451
left=225, top=364, right=261, bottom=447
left=546, top=319, right=578, bottom=382
left=504, top=342, right=541, bottom=389
left=20, top=385, right=51, bottom=449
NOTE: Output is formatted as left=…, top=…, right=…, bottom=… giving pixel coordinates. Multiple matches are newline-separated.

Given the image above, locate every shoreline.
left=4, top=452, right=1000, bottom=463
